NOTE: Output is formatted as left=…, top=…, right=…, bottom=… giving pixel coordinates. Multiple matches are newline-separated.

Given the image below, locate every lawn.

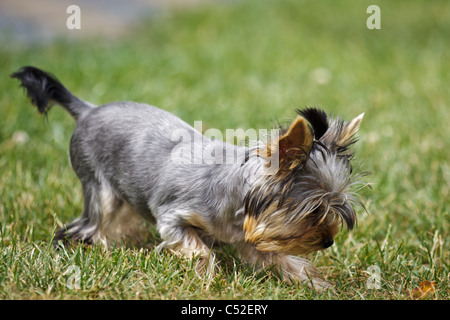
left=0, top=0, right=448, bottom=300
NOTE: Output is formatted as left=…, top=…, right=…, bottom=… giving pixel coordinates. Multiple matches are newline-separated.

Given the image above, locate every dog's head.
left=243, top=108, right=366, bottom=255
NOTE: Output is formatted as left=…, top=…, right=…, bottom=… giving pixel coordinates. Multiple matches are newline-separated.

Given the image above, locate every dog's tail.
left=11, top=66, right=93, bottom=120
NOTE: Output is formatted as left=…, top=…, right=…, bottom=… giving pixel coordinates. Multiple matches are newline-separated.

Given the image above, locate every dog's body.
left=68, top=101, right=256, bottom=251
left=12, top=66, right=365, bottom=288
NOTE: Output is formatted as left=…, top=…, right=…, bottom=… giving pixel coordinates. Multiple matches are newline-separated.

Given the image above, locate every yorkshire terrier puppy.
left=12, top=66, right=365, bottom=288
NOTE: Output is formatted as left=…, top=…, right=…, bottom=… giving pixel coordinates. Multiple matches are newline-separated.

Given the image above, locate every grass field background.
left=0, top=0, right=448, bottom=299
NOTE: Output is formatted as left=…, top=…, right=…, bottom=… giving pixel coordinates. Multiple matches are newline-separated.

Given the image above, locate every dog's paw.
left=309, top=277, right=334, bottom=291
left=192, top=252, right=217, bottom=279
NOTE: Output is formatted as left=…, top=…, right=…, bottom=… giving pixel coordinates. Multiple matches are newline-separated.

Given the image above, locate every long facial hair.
left=243, top=108, right=366, bottom=255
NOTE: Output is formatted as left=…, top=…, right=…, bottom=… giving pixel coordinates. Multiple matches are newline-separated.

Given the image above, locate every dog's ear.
left=338, top=113, right=364, bottom=147
left=276, top=116, right=313, bottom=170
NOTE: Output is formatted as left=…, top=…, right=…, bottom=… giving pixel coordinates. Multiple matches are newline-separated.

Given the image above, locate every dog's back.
left=70, top=102, right=190, bottom=216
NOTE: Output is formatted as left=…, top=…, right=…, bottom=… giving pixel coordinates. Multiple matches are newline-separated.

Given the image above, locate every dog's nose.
left=323, top=239, right=334, bottom=248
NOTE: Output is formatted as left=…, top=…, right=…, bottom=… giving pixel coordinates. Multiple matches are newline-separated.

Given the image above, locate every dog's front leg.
left=156, top=210, right=216, bottom=276
left=237, top=242, right=331, bottom=289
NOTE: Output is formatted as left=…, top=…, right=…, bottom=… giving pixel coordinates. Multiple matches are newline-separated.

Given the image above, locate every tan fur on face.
left=243, top=202, right=340, bottom=255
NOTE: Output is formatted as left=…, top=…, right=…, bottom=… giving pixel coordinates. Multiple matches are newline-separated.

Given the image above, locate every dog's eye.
left=310, top=207, right=323, bottom=226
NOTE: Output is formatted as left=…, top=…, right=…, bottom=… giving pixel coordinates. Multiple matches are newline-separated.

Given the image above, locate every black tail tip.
left=11, top=66, right=51, bottom=114
left=11, top=66, right=70, bottom=115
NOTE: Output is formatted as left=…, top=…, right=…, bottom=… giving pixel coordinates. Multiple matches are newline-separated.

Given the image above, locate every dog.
left=12, top=66, right=366, bottom=288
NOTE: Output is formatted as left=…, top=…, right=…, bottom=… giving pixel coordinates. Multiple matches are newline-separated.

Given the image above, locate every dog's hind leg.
left=54, top=179, right=148, bottom=247
left=53, top=180, right=104, bottom=246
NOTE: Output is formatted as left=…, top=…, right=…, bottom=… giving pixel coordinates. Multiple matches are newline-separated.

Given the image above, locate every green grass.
left=0, top=0, right=448, bottom=299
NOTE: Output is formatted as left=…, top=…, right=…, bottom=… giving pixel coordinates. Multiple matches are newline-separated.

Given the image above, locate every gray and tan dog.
left=12, top=66, right=366, bottom=288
